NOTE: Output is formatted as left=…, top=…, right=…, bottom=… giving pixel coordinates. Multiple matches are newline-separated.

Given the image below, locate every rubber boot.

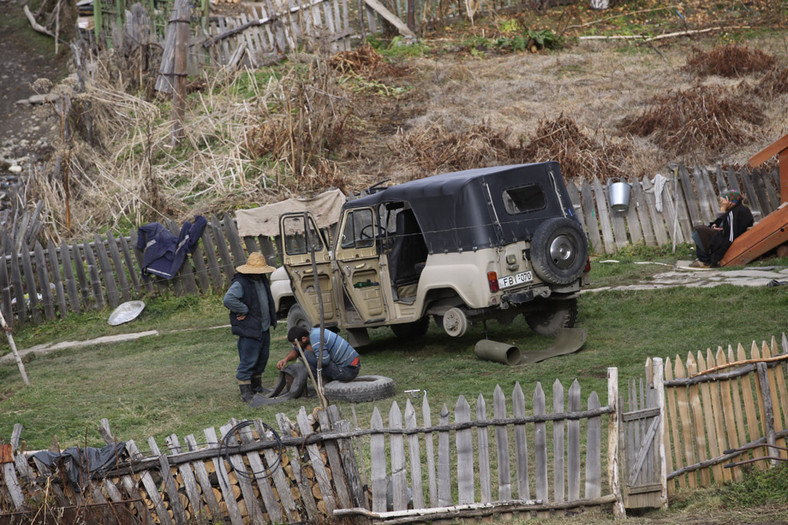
left=239, top=382, right=253, bottom=403
left=251, top=375, right=273, bottom=397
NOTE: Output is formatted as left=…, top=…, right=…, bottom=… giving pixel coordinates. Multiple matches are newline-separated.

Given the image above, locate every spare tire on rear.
left=530, top=217, right=588, bottom=285
left=324, top=375, right=396, bottom=403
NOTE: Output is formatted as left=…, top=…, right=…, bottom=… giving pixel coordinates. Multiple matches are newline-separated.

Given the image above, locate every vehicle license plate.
left=498, top=271, right=533, bottom=289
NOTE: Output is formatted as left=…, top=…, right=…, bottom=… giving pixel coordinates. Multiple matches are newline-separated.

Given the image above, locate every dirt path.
left=0, top=0, right=66, bottom=164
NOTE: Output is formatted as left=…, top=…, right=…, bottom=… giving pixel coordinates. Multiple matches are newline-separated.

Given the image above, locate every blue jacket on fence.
left=136, top=216, right=207, bottom=279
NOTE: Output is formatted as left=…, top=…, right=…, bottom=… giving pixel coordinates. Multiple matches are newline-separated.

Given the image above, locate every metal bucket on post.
left=607, top=178, right=632, bottom=213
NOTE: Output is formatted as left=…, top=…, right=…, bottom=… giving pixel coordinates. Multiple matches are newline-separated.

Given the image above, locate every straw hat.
left=236, top=252, right=276, bottom=274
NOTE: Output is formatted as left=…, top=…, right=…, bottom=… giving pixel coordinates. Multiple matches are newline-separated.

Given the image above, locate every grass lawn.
left=2, top=253, right=786, bottom=454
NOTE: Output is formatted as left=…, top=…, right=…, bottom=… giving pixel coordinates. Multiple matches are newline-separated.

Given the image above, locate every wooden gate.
left=621, top=358, right=668, bottom=509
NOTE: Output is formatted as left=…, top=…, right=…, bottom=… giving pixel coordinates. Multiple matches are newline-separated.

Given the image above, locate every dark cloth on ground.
left=30, top=442, right=127, bottom=489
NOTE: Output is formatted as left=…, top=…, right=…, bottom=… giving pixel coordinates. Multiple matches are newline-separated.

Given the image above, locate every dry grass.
left=620, top=86, right=765, bottom=159
left=750, top=66, right=788, bottom=98
left=685, top=44, right=776, bottom=78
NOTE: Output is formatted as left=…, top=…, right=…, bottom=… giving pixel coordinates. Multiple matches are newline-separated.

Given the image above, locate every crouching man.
left=278, top=327, right=360, bottom=383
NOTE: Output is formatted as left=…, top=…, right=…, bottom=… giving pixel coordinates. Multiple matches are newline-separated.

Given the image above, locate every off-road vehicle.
left=277, top=162, right=590, bottom=347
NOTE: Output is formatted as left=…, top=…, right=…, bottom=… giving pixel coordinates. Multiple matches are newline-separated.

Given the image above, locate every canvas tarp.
left=236, top=189, right=346, bottom=238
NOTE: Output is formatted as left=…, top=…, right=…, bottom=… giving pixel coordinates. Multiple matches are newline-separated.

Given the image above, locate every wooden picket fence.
left=662, top=333, right=788, bottom=494
left=338, top=372, right=625, bottom=521
left=1, top=374, right=628, bottom=523
left=566, top=164, right=781, bottom=256
left=0, top=163, right=779, bottom=327
left=1, top=406, right=364, bottom=524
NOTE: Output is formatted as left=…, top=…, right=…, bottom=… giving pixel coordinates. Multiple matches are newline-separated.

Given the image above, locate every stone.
left=8, top=165, right=22, bottom=174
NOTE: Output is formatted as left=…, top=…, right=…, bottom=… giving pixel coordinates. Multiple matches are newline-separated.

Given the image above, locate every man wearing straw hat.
left=223, top=252, right=278, bottom=403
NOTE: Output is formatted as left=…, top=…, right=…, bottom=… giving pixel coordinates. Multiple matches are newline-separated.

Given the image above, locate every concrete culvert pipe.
left=474, top=340, right=522, bottom=366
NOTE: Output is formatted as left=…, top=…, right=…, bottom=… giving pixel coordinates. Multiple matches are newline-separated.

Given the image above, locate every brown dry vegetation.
left=685, top=44, right=777, bottom=78
left=21, top=0, right=788, bottom=242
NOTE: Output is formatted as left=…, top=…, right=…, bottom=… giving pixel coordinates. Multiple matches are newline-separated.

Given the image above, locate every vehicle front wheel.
left=286, top=304, right=312, bottom=332
left=525, top=298, right=578, bottom=336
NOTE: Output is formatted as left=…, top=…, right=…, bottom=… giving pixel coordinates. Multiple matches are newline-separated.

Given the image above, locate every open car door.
left=334, top=206, right=388, bottom=323
left=279, top=212, right=338, bottom=326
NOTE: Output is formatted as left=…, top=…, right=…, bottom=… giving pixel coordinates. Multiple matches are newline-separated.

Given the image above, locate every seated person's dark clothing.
left=693, top=200, right=753, bottom=267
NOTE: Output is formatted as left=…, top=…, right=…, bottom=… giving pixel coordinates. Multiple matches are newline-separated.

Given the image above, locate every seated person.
left=278, top=327, right=360, bottom=383
left=690, top=189, right=753, bottom=268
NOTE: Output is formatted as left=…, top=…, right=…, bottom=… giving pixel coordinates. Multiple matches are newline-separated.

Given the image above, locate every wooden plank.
left=751, top=343, right=770, bottom=469
left=370, top=407, right=387, bottom=513
left=203, top=426, right=244, bottom=525
left=126, top=439, right=174, bottom=525
left=714, top=348, right=743, bottom=481
left=1, top=460, right=25, bottom=509
left=678, top=164, right=703, bottom=227
left=685, top=353, right=711, bottom=485
left=601, top=180, right=629, bottom=248
left=565, top=180, right=587, bottom=233
left=94, top=234, right=120, bottom=308
left=694, top=166, right=717, bottom=224
left=632, top=179, right=657, bottom=246
left=404, top=399, right=425, bottom=508
left=695, top=351, right=724, bottom=484
left=761, top=167, right=781, bottom=212
left=585, top=391, right=602, bottom=499
left=327, top=405, right=366, bottom=509
left=580, top=179, right=602, bottom=253
left=760, top=341, right=786, bottom=459
left=167, top=434, right=206, bottom=523
left=33, top=242, right=55, bottom=320
left=750, top=166, right=774, bottom=216
left=770, top=337, right=788, bottom=456
left=749, top=132, right=788, bottom=168
left=607, top=368, right=625, bottom=518
left=83, top=240, right=106, bottom=310
left=0, top=254, right=12, bottom=327
left=251, top=419, right=300, bottom=521
left=590, top=177, right=616, bottom=254
left=200, top=227, right=225, bottom=289
left=225, top=215, right=248, bottom=267
left=513, top=382, right=530, bottom=500
left=705, top=349, right=732, bottom=482
left=150, top=442, right=189, bottom=525
left=474, top=394, right=492, bottom=504
left=640, top=177, right=669, bottom=246
left=296, top=407, right=337, bottom=514
left=118, top=234, right=144, bottom=294
left=46, top=240, right=68, bottom=318
left=190, top=242, right=212, bottom=293
left=727, top=345, right=749, bottom=460
left=623, top=184, right=643, bottom=246
left=235, top=420, right=282, bottom=523
left=534, top=382, right=548, bottom=503
left=422, top=393, right=438, bottom=506
left=211, top=215, right=236, bottom=287
left=660, top=178, right=688, bottom=244
left=553, top=380, right=565, bottom=502
left=663, top=359, right=684, bottom=492
left=129, top=230, right=154, bottom=293
left=568, top=379, right=581, bottom=500
left=437, top=403, right=451, bottom=506
left=652, top=358, right=668, bottom=509
left=276, top=413, right=319, bottom=521
left=738, top=343, right=766, bottom=469
left=183, top=434, right=222, bottom=521
left=740, top=167, right=765, bottom=219
left=455, top=395, right=474, bottom=505
left=21, top=247, right=40, bottom=322
left=99, top=421, right=153, bottom=523
left=9, top=249, right=27, bottom=322
left=756, top=362, right=778, bottom=467
left=106, top=234, right=131, bottom=302
left=493, top=384, right=512, bottom=501
left=317, top=408, right=353, bottom=511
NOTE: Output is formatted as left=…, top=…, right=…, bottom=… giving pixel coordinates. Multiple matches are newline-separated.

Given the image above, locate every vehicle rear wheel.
left=286, top=304, right=312, bottom=332
left=530, top=217, right=588, bottom=285
left=324, top=375, right=396, bottom=403
left=391, top=317, right=430, bottom=339
left=525, top=298, right=578, bottom=336
left=442, top=307, right=468, bottom=337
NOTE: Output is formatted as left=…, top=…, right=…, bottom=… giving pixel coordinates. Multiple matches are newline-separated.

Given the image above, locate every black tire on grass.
left=324, top=375, right=396, bottom=403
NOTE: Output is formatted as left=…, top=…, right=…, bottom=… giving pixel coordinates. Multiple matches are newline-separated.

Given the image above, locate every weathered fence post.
left=607, top=367, right=625, bottom=518
left=649, top=357, right=669, bottom=509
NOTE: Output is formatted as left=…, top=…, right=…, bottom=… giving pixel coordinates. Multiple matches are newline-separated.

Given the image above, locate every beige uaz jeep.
left=277, top=162, right=590, bottom=347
